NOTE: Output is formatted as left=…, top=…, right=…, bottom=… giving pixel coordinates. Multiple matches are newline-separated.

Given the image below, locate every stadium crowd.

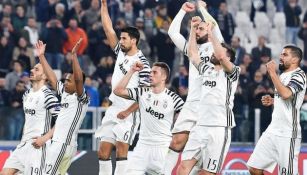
left=0, top=0, right=306, bottom=146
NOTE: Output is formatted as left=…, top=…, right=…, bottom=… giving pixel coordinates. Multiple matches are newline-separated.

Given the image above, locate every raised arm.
left=197, top=1, right=224, bottom=42
left=114, top=62, right=144, bottom=99
left=36, top=41, right=58, bottom=90
left=101, top=0, right=118, bottom=49
left=187, top=16, right=202, bottom=67
left=168, top=2, right=195, bottom=52
left=71, top=38, right=84, bottom=97
left=207, top=22, right=233, bottom=73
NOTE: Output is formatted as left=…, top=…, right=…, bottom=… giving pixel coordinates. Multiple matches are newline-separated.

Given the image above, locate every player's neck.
left=283, top=65, right=298, bottom=73
left=152, top=84, right=166, bottom=94
left=31, top=81, right=45, bottom=91
left=125, top=47, right=138, bottom=56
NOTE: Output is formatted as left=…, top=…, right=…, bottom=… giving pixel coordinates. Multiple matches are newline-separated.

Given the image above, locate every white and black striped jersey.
left=21, top=86, right=60, bottom=142
left=52, top=81, right=89, bottom=146
left=127, top=87, right=184, bottom=146
left=266, top=68, right=306, bottom=138
left=196, top=62, right=240, bottom=128
left=109, top=43, right=151, bottom=107
left=183, top=42, right=214, bottom=102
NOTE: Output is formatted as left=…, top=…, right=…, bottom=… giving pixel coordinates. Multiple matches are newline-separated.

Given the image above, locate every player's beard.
left=121, top=45, right=132, bottom=53
left=196, top=34, right=208, bottom=44
left=279, top=63, right=286, bottom=72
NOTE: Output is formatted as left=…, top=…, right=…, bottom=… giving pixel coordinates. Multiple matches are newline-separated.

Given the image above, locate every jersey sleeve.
left=138, top=56, right=151, bottom=87
left=113, top=42, right=121, bottom=56
left=168, top=90, right=184, bottom=113
left=77, top=89, right=90, bottom=104
left=287, top=70, right=306, bottom=95
left=56, top=81, right=65, bottom=96
left=127, top=87, right=150, bottom=102
left=226, top=65, right=241, bottom=82
left=44, top=90, right=61, bottom=118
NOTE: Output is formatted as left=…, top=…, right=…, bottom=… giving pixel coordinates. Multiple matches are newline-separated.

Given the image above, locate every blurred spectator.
left=63, top=18, right=88, bottom=56
left=298, top=11, right=307, bottom=65
left=0, top=78, right=11, bottom=107
left=13, top=37, right=34, bottom=72
left=20, top=71, right=31, bottom=89
left=5, top=60, right=24, bottom=91
left=55, top=3, right=69, bottom=27
left=274, top=0, right=286, bottom=12
left=87, top=22, right=113, bottom=65
left=67, top=0, right=85, bottom=27
left=135, top=17, right=151, bottom=58
left=98, top=74, right=112, bottom=106
left=0, top=3, right=13, bottom=20
left=114, top=17, right=127, bottom=37
left=251, top=35, right=271, bottom=69
left=206, top=0, right=225, bottom=17
left=35, top=0, right=56, bottom=23
left=12, top=5, right=27, bottom=34
left=215, top=2, right=235, bottom=44
left=83, top=0, right=100, bottom=32
left=171, top=65, right=188, bottom=94
left=7, top=80, right=26, bottom=140
left=41, top=18, right=67, bottom=69
left=250, top=0, right=267, bottom=23
left=85, top=76, right=100, bottom=107
left=143, top=8, right=156, bottom=40
left=21, top=17, right=39, bottom=47
left=107, top=0, right=120, bottom=24
left=247, top=70, right=273, bottom=140
left=231, top=36, right=246, bottom=65
left=153, top=20, right=175, bottom=72
left=120, top=1, right=136, bottom=26
left=92, top=56, right=115, bottom=84
left=0, top=16, right=15, bottom=42
left=155, top=4, right=172, bottom=29
left=61, top=53, right=73, bottom=74
left=0, top=36, right=14, bottom=75
left=284, top=0, right=302, bottom=45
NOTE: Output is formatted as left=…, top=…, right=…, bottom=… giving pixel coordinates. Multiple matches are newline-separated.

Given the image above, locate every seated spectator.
left=231, top=36, right=246, bottom=65
left=83, top=0, right=100, bottom=32
left=284, top=0, right=302, bottom=45
left=155, top=4, right=172, bottom=29
left=252, top=36, right=271, bottom=69
left=171, top=65, right=188, bottom=92
left=0, top=15, right=15, bottom=43
left=21, top=17, right=39, bottom=47
left=12, top=37, right=34, bottom=72
left=92, top=56, right=115, bottom=84
left=0, top=36, right=14, bottom=76
left=98, top=74, right=112, bottom=107
left=5, top=60, right=24, bottom=91
left=12, top=5, right=27, bottom=34
left=298, top=11, right=307, bottom=67
left=54, top=2, right=69, bottom=28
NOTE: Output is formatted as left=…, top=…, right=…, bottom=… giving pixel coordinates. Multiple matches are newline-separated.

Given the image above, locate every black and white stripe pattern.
left=288, top=69, right=306, bottom=94
left=287, top=138, right=296, bottom=175
left=113, top=43, right=121, bottom=56
left=127, top=87, right=150, bottom=102
left=165, top=89, right=184, bottom=112
left=65, top=102, right=84, bottom=145
left=225, top=77, right=233, bottom=126
left=50, top=144, right=67, bottom=175
left=216, top=128, right=229, bottom=172
left=138, top=54, right=151, bottom=87
left=197, top=61, right=210, bottom=75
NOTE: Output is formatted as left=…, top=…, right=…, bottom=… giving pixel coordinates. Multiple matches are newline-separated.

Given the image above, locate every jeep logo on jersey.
left=119, top=63, right=127, bottom=75
left=200, top=56, right=210, bottom=63
left=25, top=108, right=35, bottom=115
left=61, top=103, right=69, bottom=108
left=203, top=80, right=216, bottom=88
left=145, top=107, right=165, bottom=119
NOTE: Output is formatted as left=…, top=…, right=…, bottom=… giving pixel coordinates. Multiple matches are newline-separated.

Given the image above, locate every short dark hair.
left=283, top=45, right=303, bottom=63
left=68, top=71, right=86, bottom=84
left=153, top=62, right=170, bottom=83
left=121, top=26, right=140, bottom=45
left=221, top=43, right=236, bottom=63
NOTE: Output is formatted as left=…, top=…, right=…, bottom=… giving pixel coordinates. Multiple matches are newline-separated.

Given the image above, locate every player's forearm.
left=100, top=2, right=117, bottom=48
left=168, top=9, right=187, bottom=51
left=43, top=127, right=55, bottom=142
left=38, top=55, right=57, bottom=90
left=187, top=26, right=201, bottom=67
left=125, top=102, right=139, bottom=113
left=269, top=72, right=292, bottom=100
left=113, top=70, right=135, bottom=98
left=72, top=53, right=84, bottom=96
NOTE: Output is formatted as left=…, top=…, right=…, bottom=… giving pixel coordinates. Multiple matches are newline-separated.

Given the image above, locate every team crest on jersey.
left=146, top=94, right=151, bottom=101
left=163, top=100, right=168, bottom=109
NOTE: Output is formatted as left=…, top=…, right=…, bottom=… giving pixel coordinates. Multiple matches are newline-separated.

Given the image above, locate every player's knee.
left=248, top=167, right=263, bottom=175
left=97, top=148, right=111, bottom=160
left=1, top=169, right=14, bottom=175
left=116, top=142, right=129, bottom=157
left=177, top=163, right=190, bottom=175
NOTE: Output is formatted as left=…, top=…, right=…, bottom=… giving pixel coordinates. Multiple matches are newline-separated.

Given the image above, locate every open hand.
left=35, top=40, right=46, bottom=57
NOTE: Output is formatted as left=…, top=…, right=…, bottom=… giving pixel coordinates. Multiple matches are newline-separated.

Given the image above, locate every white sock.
left=99, top=160, right=112, bottom=175
left=114, top=159, right=127, bottom=175
left=163, top=149, right=180, bottom=175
